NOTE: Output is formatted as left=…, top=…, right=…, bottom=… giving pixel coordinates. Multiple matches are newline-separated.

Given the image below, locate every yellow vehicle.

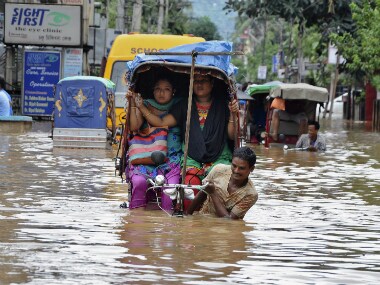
left=103, top=33, right=205, bottom=127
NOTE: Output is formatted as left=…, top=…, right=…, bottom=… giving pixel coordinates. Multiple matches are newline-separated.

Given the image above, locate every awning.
left=270, top=83, right=328, bottom=102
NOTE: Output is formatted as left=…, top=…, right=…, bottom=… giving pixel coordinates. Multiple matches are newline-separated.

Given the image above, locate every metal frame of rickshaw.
left=119, top=54, right=241, bottom=217
left=244, top=84, right=277, bottom=144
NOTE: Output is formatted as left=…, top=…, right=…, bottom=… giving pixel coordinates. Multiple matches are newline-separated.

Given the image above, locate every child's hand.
left=126, top=90, right=143, bottom=108
left=134, top=93, right=143, bottom=108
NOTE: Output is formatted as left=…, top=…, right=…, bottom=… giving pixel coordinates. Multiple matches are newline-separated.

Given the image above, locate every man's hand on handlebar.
left=203, top=181, right=215, bottom=195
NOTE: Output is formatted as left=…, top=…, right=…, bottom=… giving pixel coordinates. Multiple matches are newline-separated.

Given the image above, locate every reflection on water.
left=119, top=212, right=252, bottom=283
left=1, top=119, right=379, bottom=284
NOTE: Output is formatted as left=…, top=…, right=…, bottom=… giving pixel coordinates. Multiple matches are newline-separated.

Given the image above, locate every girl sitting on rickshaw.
left=127, top=77, right=182, bottom=211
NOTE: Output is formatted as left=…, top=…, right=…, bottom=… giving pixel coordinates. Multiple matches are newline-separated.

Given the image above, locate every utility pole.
left=261, top=15, right=267, bottom=65
left=131, top=0, right=143, bottom=33
left=284, top=18, right=294, bottom=83
left=328, top=53, right=340, bottom=119
left=297, top=24, right=304, bottom=83
left=157, top=0, right=165, bottom=34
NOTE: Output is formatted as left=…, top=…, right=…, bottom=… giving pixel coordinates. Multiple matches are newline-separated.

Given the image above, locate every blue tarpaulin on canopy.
left=127, top=41, right=238, bottom=81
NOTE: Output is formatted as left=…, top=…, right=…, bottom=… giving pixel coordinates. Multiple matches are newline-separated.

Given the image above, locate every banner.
left=63, top=48, right=83, bottom=78
left=23, top=51, right=61, bottom=116
left=4, top=3, right=82, bottom=46
left=258, top=66, right=267, bottom=80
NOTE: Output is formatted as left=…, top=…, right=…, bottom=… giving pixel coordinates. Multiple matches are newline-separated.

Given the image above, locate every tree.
left=224, top=0, right=358, bottom=82
left=107, top=0, right=191, bottom=35
left=224, top=0, right=356, bottom=31
left=330, top=0, right=380, bottom=87
left=157, top=0, right=165, bottom=33
left=165, top=0, right=191, bottom=34
left=131, top=0, right=143, bottom=32
left=187, top=16, right=221, bottom=40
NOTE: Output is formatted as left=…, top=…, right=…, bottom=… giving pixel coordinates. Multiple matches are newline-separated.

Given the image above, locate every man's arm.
left=316, top=135, right=327, bottom=151
left=229, top=193, right=258, bottom=219
left=208, top=191, right=240, bottom=219
left=202, top=182, right=240, bottom=219
left=186, top=191, right=207, bottom=215
left=295, top=135, right=304, bottom=148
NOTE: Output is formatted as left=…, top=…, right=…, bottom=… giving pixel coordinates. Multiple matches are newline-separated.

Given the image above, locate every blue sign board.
left=23, top=50, right=61, bottom=116
left=272, top=55, right=278, bottom=73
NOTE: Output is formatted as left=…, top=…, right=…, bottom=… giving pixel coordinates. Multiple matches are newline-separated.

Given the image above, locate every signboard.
left=88, top=27, right=106, bottom=65
left=59, top=0, right=84, bottom=4
left=4, top=3, right=82, bottom=47
left=63, top=48, right=83, bottom=77
left=106, top=29, right=120, bottom=56
left=23, top=51, right=61, bottom=116
left=305, top=63, right=321, bottom=70
left=328, top=43, right=345, bottom=64
left=258, top=66, right=267, bottom=80
left=278, top=68, right=285, bottom=79
left=272, top=52, right=284, bottom=73
left=272, top=55, right=277, bottom=73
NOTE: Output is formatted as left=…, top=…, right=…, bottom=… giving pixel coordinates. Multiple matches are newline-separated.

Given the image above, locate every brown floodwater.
left=1, top=117, right=379, bottom=284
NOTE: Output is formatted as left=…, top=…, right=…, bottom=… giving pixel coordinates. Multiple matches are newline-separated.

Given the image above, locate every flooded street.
left=1, top=117, right=379, bottom=284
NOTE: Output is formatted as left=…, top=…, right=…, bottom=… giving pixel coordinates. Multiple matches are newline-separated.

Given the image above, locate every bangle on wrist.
left=144, top=112, right=152, bottom=118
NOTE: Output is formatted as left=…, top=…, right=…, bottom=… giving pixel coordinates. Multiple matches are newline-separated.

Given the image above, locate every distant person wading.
left=0, top=77, right=12, bottom=116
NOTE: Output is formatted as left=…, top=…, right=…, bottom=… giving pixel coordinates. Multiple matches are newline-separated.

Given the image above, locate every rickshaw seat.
left=269, top=119, right=299, bottom=135
left=267, top=108, right=299, bottom=136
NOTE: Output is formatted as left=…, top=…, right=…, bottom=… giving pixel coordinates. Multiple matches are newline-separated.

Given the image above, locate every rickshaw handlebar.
left=147, top=179, right=209, bottom=192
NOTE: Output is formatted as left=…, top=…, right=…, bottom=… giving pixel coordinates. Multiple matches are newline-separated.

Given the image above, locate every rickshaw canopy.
left=58, top=76, right=116, bottom=92
left=54, top=76, right=115, bottom=129
left=237, top=89, right=254, bottom=101
left=247, top=81, right=283, bottom=97
left=270, top=83, right=328, bottom=102
left=125, top=41, right=240, bottom=104
left=126, top=41, right=237, bottom=82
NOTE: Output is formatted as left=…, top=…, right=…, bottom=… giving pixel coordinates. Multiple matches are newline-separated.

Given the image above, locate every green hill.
left=186, top=0, right=236, bottom=41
